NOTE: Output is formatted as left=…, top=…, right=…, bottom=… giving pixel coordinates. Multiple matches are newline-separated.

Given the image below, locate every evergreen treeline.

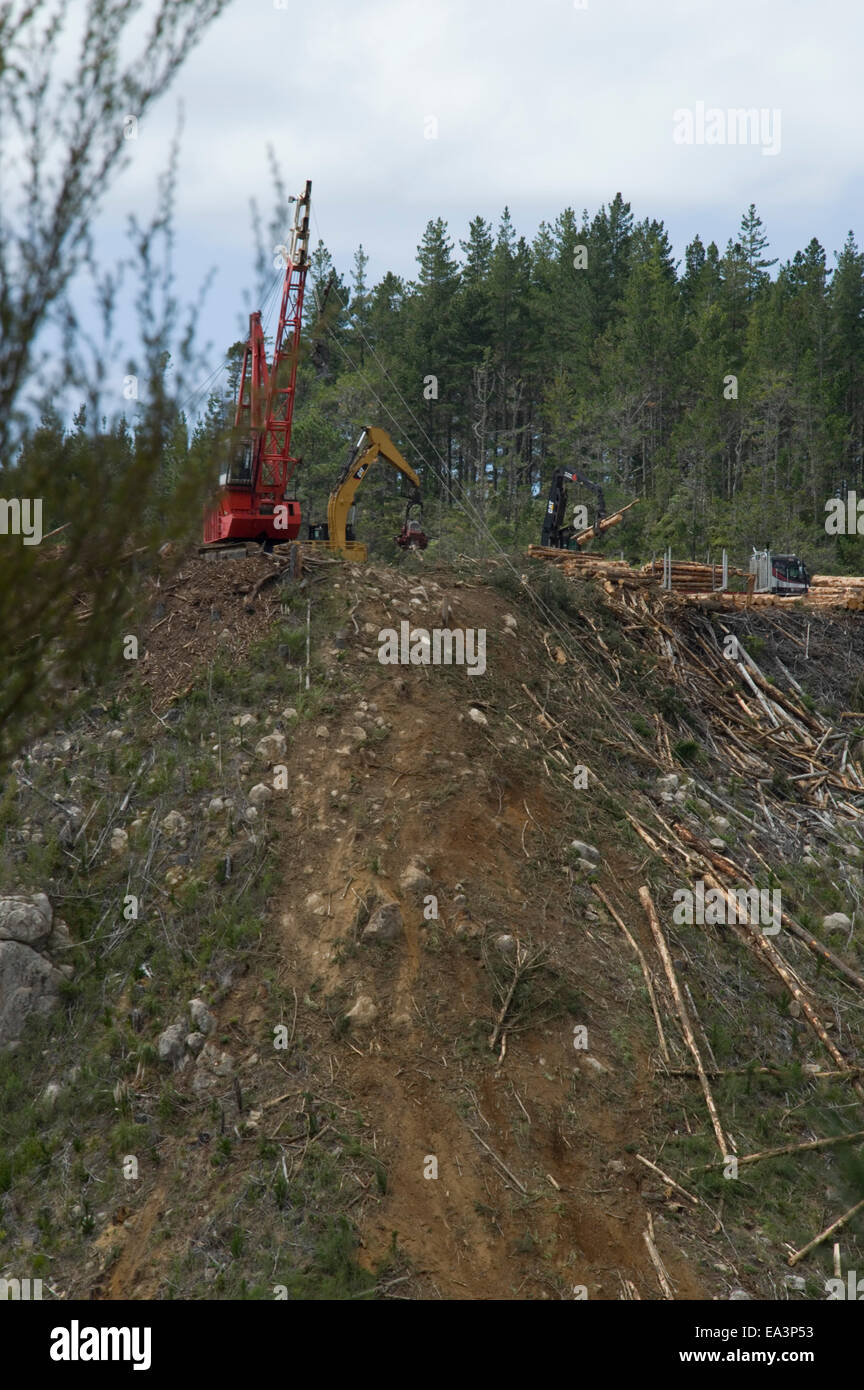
left=25, top=196, right=864, bottom=570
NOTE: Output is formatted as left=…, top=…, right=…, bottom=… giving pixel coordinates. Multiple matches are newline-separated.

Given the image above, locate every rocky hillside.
left=2, top=547, right=864, bottom=1301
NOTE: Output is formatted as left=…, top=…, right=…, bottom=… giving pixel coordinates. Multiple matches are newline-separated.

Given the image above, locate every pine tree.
left=350, top=245, right=371, bottom=361
left=738, top=204, right=778, bottom=302
left=828, top=232, right=864, bottom=480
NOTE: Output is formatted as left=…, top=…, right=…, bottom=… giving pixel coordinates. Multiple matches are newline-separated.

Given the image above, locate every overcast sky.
left=87, top=0, right=864, bottom=400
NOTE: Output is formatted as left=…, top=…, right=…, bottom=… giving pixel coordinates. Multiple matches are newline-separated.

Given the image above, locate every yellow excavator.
left=305, top=425, right=425, bottom=562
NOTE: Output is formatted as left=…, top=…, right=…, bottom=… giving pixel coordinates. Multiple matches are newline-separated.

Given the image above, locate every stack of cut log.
left=683, top=591, right=806, bottom=610
left=640, top=558, right=747, bottom=594
left=808, top=575, right=864, bottom=610
left=526, top=548, right=652, bottom=587
left=528, top=544, right=864, bottom=610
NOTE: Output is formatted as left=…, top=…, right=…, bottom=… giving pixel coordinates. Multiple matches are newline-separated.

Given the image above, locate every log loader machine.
left=305, top=426, right=425, bottom=562
left=540, top=466, right=638, bottom=548
left=541, top=467, right=607, bottom=549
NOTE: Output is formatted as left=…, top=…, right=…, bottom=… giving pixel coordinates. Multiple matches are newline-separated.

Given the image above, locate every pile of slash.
left=518, top=562, right=864, bottom=1257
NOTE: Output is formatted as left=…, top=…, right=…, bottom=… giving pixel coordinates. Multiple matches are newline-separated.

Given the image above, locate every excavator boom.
left=307, top=426, right=423, bottom=561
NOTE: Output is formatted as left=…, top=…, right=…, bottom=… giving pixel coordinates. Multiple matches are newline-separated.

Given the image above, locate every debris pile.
left=603, top=585, right=864, bottom=820
left=135, top=553, right=290, bottom=711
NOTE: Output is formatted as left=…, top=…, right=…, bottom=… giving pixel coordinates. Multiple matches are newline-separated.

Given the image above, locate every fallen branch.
left=643, top=1212, right=675, bottom=1299
left=735, top=1129, right=864, bottom=1167
left=703, top=873, right=864, bottom=1099
left=593, top=885, right=670, bottom=1062
left=635, top=1153, right=699, bottom=1206
left=640, top=885, right=730, bottom=1158
left=468, top=1128, right=527, bottom=1194
left=789, top=1197, right=864, bottom=1267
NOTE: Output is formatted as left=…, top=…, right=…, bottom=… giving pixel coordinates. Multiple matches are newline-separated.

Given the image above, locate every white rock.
left=316, top=725, right=329, bottom=739
left=346, top=995, right=378, bottom=1027
left=188, top=997, right=216, bottom=1036
left=157, top=1022, right=187, bottom=1066
left=503, top=613, right=518, bottom=630
left=399, top=859, right=432, bottom=898
left=206, top=798, right=224, bottom=817
left=656, top=773, right=679, bottom=793
left=281, top=707, right=299, bottom=721
left=255, top=731, right=287, bottom=763
left=468, top=707, right=488, bottom=726
left=0, top=894, right=53, bottom=945
left=580, top=1055, right=611, bottom=1076
left=232, top=713, right=257, bottom=728
left=160, top=810, right=187, bottom=837
left=0, top=940, right=65, bottom=1047
left=247, top=783, right=273, bottom=806
left=570, top=839, right=599, bottom=862
left=823, top=912, right=853, bottom=934
left=109, top=828, right=129, bottom=856
left=362, top=902, right=404, bottom=943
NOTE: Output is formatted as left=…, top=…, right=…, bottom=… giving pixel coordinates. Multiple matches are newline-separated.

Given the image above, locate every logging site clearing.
left=4, top=540, right=864, bottom=1302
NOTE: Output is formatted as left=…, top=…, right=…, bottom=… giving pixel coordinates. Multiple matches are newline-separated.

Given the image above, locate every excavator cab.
left=307, top=507, right=355, bottom=542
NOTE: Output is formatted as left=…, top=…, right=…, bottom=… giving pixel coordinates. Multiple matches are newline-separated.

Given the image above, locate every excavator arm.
left=315, top=426, right=421, bottom=560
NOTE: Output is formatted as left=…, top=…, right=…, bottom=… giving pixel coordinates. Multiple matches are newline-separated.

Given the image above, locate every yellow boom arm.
left=324, top=426, right=421, bottom=558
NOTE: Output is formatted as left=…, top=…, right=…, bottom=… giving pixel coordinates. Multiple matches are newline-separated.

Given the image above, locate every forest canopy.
left=27, top=196, right=864, bottom=571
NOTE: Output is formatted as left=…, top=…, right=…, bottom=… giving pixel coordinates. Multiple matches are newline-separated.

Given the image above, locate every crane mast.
left=203, top=179, right=311, bottom=545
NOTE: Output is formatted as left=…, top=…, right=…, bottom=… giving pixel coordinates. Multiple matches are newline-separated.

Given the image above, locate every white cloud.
left=65, top=0, right=864, bottom=361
